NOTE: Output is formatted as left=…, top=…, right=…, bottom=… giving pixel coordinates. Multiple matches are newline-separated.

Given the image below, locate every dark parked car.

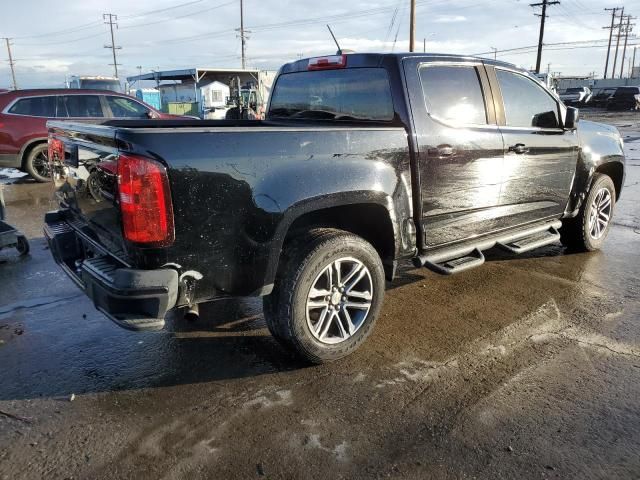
left=559, top=86, right=592, bottom=106
left=591, top=87, right=617, bottom=108
left=45, top=53, right=625, bottom=363
left=607, top=86, right=640, bottom=111
left=0, top=89, right=181, bottom=182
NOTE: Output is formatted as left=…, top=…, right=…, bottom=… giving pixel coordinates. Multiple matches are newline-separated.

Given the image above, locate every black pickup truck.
left=45, top=53, right=625, bottom=363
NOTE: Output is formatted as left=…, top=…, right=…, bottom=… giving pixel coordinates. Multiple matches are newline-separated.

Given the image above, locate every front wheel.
left=561, top=173, right=616, bottom=251
left=263, top=228, right=385, bottom=364
left=24, top=144, right=51, bottom=183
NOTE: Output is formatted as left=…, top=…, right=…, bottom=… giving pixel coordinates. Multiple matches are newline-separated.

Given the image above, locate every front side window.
left=419, top=65, right=488, bottom=125
left=269, top=68, right=394, bottom=121
left=56, top=95, right=104, bottom=118
left=496, top=69, right=560, bottom=129
left=106, top=96, right=149, bottom=118
left=8, top=96, right=55, bottom=117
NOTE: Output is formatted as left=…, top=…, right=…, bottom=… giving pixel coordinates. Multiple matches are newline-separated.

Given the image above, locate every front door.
left=404, top=59, right=505, bottom=248
left=489, top=67, right=578, bottom=224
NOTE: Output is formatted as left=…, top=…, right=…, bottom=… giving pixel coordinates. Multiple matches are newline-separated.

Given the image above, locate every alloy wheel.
left=305, top=257, right=373, bottom=344
left=588, top=187, right=612, bottom=240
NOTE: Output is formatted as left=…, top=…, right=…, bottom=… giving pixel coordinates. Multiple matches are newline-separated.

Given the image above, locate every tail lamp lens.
left=117, top=153, right=174, bottom=246
left=48, top=137, right=64, bottom=161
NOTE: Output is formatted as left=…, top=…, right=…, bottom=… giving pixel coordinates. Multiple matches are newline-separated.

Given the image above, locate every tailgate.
left=47, top=121, right=127, bottom=260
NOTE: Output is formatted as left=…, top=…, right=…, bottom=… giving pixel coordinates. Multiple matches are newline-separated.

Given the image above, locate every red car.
left=0, top=89, right=181, bottom=182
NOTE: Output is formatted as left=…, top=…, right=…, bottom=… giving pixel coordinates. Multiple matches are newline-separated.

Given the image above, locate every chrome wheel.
left=306, top=257, right=373, bottom=345
left=31, top=149, right=51, bottom=179
left=588, top=187, right=612, bottom=240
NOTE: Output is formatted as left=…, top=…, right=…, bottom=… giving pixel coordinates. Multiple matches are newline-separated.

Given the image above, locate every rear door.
left=403, top=58, right=505, bottom=248
left=55, top=94, right=106, bottom=119
left=488, top=67, right=578, bottom=224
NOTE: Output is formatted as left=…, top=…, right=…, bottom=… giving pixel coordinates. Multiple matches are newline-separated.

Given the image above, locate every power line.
left=119, top=0, right=204, bottom=19
left=603, top=7, right=622, bottom=79
left=530, top=0, right=560, bottom=74
left=611, top=7, right=625, bottom=76
left=2, top=38, right=18, bottom=90
left=119, top=0, right=236, bottom=30
left=237, top=0, right=250, bottom=69
left=103, top=13, right=121, bottom=78
left=409, top=0, right=417, bottom=52
left=619, top=15, right=636, bottom=78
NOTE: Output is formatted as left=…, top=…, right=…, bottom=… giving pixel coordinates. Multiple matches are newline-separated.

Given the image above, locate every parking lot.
left=0, top=110, right=639, bottom=479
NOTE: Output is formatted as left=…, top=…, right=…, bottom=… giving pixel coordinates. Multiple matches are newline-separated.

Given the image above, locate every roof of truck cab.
left=279, top=52, right=519, bottom=74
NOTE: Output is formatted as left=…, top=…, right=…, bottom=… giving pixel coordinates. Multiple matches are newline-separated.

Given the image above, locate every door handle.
left=437, top=145, right=455, bottom=157
left=508, top=143, right=529, bottom=154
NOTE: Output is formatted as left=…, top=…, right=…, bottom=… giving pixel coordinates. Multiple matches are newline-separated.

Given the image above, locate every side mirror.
left=564, top=106, right=579, bottom=129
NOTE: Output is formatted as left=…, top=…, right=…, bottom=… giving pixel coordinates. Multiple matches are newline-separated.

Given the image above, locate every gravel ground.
left=0, top=110, right=638, bottom=479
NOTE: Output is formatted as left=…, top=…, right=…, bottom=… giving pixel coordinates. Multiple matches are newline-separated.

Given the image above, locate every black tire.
left=263, top=228, right=385, bottom=364
left=16, top=235, right=29, bottom=256
left=560, top=173, right=616, bottom=252
left=24, top=143, right=51, bottom=183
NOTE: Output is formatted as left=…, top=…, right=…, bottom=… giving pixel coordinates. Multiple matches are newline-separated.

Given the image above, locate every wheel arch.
left=595, top=161, right=624, bottom=200
left=268, top=194, right=401, bottom=284
left=19, top=137, right=48, bottom=169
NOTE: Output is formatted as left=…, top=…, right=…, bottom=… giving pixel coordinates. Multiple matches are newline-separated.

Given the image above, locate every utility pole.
left=2, top=38, right=17, bottom=90
left=632, top=47, right=637, bottom=78
left=603, top=7, right=621, bottom=78
left=530, top=0, right=560, bottom=74
left=612, top=7, right=624, bottom=77
left=236, top=0, right=250, bottom=69
left=490, top=47, right=497, bottom=60
left=409, top=0, right=416, bottom=52
left=423, top=37, right=426, bottom=53
left=103, top=13, right=121, bottom=78
left=619, top=15, right=635, bottom=79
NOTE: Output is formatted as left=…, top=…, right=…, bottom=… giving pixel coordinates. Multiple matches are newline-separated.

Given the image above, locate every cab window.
left=418, top=65, right=488, bottom=125
left=496, top=69, right=560, bottom=129
left=8, top=96, right=56, bottom=117
left=106, top=96, right=149, bottom=118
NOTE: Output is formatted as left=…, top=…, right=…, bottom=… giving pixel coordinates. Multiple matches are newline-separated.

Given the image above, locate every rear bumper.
left=44, top=210, right=178, bottom=331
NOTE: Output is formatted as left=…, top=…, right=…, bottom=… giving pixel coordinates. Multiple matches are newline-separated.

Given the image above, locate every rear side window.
left=496, top=70, right=559, bottom=129
left=418, top=65, right=488, bottom=125
left=269, top=68, right=394, bottom=121
left=8, top=96, right=55, bottom=117
left=106, top=96, right=149, bottom=118
left=56, top=95, right=104, bottom=118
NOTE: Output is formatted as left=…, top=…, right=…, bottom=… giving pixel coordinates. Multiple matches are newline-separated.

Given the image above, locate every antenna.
left=326, top=25, right=342, bottom=55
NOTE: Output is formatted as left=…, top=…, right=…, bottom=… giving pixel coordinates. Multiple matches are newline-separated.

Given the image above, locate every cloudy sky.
left=0, top=0, right=636, bottom=89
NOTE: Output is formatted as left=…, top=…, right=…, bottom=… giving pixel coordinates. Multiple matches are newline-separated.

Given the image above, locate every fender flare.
left=19, top=137, right=48, bottom=168
left=262, top=191, right=401, bottom=289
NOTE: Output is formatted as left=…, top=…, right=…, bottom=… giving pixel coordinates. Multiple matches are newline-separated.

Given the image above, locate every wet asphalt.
left=0, top=111, right=639, bottom=479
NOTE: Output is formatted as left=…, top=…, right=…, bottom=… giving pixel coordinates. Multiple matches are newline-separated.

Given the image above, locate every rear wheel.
left=561, top=173, right=616, bottom=252
left=263, top=228, right=385, bottom=363
left=24, top=144, right=51, bottom=183
left=16, top=235, right=29, bottom=256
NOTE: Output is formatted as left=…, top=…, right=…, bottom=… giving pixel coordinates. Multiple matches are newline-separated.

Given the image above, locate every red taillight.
left=48, top=137, right=64, bottom=161
left=117, top=153, right=174, bottom=246
left=308, top=54, right=347, bottom=70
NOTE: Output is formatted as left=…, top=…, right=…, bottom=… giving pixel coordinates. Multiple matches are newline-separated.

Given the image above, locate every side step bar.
left=413, top=220, right=562, bottom=275
left=496, top=226, right=560, bottom=254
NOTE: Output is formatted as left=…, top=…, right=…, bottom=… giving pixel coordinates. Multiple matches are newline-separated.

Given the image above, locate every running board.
left=422, top=248, right=485, bottom=275
left=413, top=220, right=562, bottom=275
left=496, top=226, right=560, bottom=254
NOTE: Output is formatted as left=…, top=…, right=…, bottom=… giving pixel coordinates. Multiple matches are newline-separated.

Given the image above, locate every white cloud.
left=433, top=15, right=467, bottom=23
